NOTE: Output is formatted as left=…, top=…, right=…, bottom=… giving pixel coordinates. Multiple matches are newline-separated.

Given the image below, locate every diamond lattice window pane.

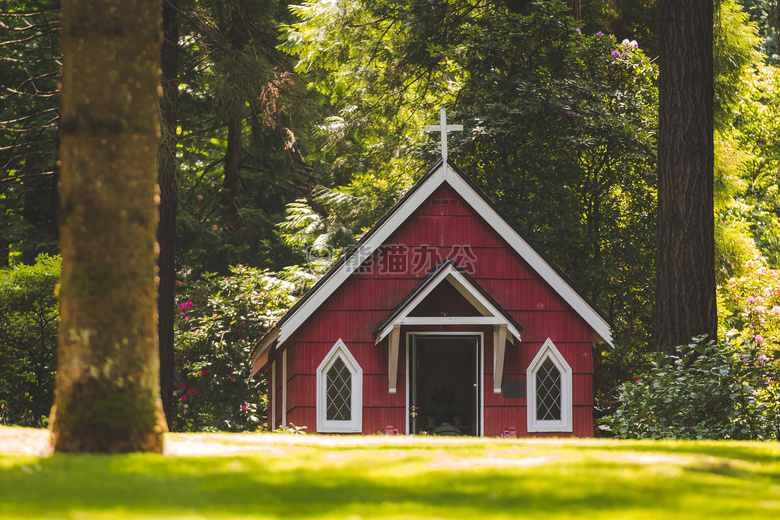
left=536, top=357, right=561, bottom=421
left=326, top=357, right=352, bottom=421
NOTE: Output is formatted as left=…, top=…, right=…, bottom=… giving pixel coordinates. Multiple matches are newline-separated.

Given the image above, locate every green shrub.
left=0, top=254, right=60, bottom=427
left=173, top=265, right=294, bottom=432
left=604, top=336, right=780, bottom=440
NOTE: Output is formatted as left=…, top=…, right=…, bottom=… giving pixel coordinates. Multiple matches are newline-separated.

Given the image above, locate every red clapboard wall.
left=255, top=162, right=611, bottom=437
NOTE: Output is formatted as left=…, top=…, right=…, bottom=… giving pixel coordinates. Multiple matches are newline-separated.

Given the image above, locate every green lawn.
left=1, top=432, right=779, bottom=519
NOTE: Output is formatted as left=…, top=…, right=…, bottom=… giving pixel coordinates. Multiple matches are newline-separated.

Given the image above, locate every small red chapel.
left=250, top=111, right=613, bottom=437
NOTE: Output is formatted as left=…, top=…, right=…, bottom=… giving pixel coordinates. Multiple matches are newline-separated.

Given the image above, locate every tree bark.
left=656, top=0, right=716, bottom=353
left=158, top=0, right=179, bottom=432
left=224, top=112, right=242, bottom=230
left=565, top=0, right=581, bottom=20
left=51, top=0, right=167, bottom=452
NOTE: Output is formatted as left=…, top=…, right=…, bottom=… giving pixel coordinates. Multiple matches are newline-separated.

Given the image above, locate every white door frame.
left=405, top=331, right=484, bottom=437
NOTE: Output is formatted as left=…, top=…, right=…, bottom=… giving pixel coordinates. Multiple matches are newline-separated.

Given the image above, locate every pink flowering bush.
left=719, top=257, right=780, bottom=351
left=605, top=258, right=780, bottom=440
left=604, top=336, right=780, bottom=440
left=174, top=265, right=295, bottom=432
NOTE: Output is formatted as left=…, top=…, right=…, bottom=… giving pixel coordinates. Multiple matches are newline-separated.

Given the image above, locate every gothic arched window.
left=317, top=339, right=363, bottom=433
left=527, top=338, right=573, bottom=432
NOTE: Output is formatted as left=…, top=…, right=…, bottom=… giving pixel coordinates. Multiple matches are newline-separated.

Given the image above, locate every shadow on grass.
left=1, top=446, right=778, bottom=519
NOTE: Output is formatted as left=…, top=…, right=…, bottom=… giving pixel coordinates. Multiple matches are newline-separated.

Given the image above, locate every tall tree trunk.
left=224, top=112, right=242, bottom=230
left=51, top=0, right=166, bottom=452
left=565, top=0, right=581, bottom=20
left=158, top=0, right=180, bottom=431
left=656, top=0, right=716, bottom=353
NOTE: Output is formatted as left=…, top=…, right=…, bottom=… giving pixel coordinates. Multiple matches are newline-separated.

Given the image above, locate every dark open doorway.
left=409, top=335, right=480, bottom=436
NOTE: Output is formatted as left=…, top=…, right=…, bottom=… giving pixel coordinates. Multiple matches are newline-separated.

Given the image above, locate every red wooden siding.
left=268, top=180, right=599, bottom=437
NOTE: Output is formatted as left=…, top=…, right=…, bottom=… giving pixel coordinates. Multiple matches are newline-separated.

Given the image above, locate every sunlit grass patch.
left=0, top=435, right=779, bottom=519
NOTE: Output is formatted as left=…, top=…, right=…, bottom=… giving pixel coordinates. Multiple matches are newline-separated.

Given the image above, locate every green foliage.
left=604, top=336, right=780, bottom=440
left=715, top=0, right=762, bottom=130
left=0, top=1, right=61, bottom=266
left=281, top=0, right=459, bottom=191
left=174, top=0, right=321, bottom=277
left=737, top=0, right=780, bottom=60
left=581, top=0, right=659, bottom=58
left=172, top=265, right=296, bottom=432
left=0, top=255, right=59, bottom=427
left=730, top=63, right=780, bottom=265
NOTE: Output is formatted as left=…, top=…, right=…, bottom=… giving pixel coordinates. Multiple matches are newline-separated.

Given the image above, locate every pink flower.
left=177, top=281, right=182, bottom=285
left=747, top=296, right=755, bottom=304
left=180, top=395, right=187, bottom=401
left=759, top=354, right=768, bottom=362
left=634, top=377, right=642, bottom=382
left=180, top=311, right=185, bottom=316
left=241, top=405, right=249, bottom=411
left=755, top=335, right=764, bottom=344
left=184, top=316, right=190, bottom=320
left=187, top=389, right=197, bottom=394
left=200, top=369, right=207, bottom=375
left=771, top=306, right=780, bottom=315
left=179, top=383, right=186, bottom=387
left=622, top=38, right=638, bottom=49
left=756, top=306, right=766, bottom=314
left=611, top=50, right=620, bottom=58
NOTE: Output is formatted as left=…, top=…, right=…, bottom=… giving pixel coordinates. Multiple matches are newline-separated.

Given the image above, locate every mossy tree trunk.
left=51, top=0, right=167, bottom=452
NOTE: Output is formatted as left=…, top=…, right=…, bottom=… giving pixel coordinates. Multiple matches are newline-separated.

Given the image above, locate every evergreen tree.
left=656, top=0, right=717, bottom=353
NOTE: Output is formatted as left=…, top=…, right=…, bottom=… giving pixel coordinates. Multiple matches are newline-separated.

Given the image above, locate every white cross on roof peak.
left=425, top=108, right=462, bottom=178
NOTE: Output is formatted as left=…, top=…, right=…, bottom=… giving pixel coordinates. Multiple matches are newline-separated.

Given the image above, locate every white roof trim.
left=276, top=163, right=613, bottom=347
left=375, top=264, right=522, bottom=343
left=445, top=168, right=613, bottom=346
left=276, top=166, right=447, bottom=345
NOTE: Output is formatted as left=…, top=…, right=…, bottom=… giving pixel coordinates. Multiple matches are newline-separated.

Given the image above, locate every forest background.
left=2, top=0, right=780, bottom=436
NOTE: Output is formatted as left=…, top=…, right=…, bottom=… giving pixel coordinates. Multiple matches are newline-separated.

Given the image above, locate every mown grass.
left=1, top=434, right=779, bottom=519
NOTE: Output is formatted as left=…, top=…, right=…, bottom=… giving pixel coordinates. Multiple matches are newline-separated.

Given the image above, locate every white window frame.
left=317, top=339, right=363, bottom=433
left=527, top=338, right=573, bottom=433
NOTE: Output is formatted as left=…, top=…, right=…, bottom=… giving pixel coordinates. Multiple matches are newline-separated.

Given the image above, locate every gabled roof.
left=251, top=160, right=613, bottom=374
left=373, top=258, right=523, bottom=343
